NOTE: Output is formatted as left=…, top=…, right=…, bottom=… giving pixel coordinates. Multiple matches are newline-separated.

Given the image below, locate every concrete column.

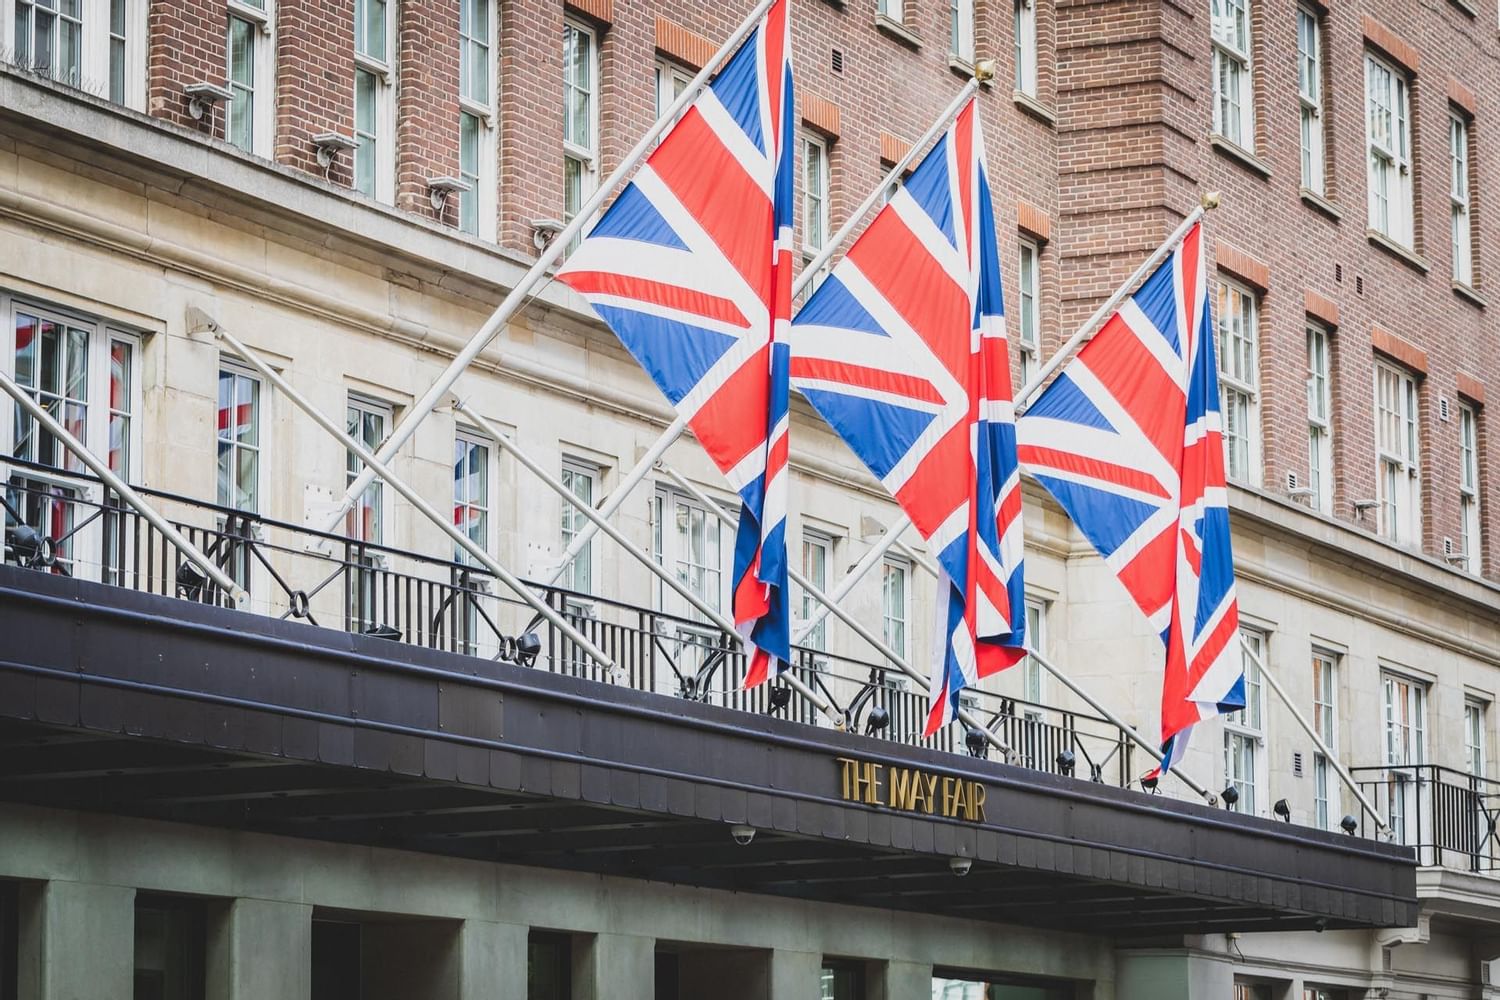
left=1115, top=948, right=1232, bottom=1000
left=206, top=898, right=312, bottom=1000
left=872, top=960, right=933, bottom=1000
left=768, top=949, right=822, bottom=1000
left=19, top=880, right=135, bottom=1000
left=575, top=932, right=655, bottom=1000
left=458, top=920, right=528, bottom=1000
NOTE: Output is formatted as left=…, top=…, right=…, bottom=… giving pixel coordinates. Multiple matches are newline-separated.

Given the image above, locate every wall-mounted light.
left=863, top=705, right=890, bottom=736
left=427, top=176, right=471, bottom=213
left=312, top=132, right=359, bottom=170
left=964, top=726, right=988, bottom=758
left=1221, top=785, right=1241, bottom=810
left=530, top=218, right=565, bottom=251
left=184, top=82, right=233, bottom=122
left=1273, top=798, right=1291, bottom=822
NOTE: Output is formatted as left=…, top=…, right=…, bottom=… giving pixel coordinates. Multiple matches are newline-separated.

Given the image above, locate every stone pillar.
left=768, top=949, right=822, bottom=1000
left=872, top=960, right=933, bottom=1000
left=206, top=898, right=312, bottom=1000
left=458, top=920, right=529, bottom=1000
left=575, top=932, right=656, bottom=1000
left=19, top=880, right=135, bottom=1000
left=1115, top=947, right=1233, bottom=1000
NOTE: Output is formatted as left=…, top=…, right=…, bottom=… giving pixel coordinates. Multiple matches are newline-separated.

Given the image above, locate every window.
left=654, top=58, right=692, bottom=131
left=652, top=487, right=730, bottom=692
left=1374, top=361, right=1421, bottom=545
left=1224, top=629, right=1265, bottom=815
left=458, top=0, right=489, bottom=107
left=216, top=365, right=261, bottom=512
left=1017, top=240, right=1040, bottom=386
left=1306, top=323, right=1332, bottom=513
left=1211, top=0, right=1254, bottom=151
left=528, top=932, right=572, bottom=1000
left=1460, top=402, right=1481, bottom=572
left=1296, top=5, right=1324, bottom=194
left=6, top=0, right=143, bottom=107
left=882, top=556, right=909, bottom=660
left=1383, top=672, right=1427, bottom=767
left=1366, top=53, right=1413, bottom=247
left=1013, top=0, right=1035, bottom=95
left=1466, top=699, right=1487, bottom=778
left=352, top=0, right=394, bottom=203
left=877, top=0, right=902, bottom=23
left=821, top=961, right=865, bottom=1000
left=800, top=132, right=830, bottom=298
left=559, top=459, right=598, bottom=595
left=798, top=531, right=832, bottom=652
left=562, top=19, right=598, bottom=252
left=1312, top=648, right=1337, bottom=830
left=226, top=0, right=273, bottom=156
left=457, top=0, right=495, bottom=239
left=1215, top=278, right=1259, bottom=484
left=344, top=395, right=389, bottom=544
left=1022, top=598, right=1046, bottom=706
left=1451, top=113, right=1473, bottom=285
left=453, top=431, right=490, bottom=563
left=133, top=894, right=206, bottom=1000
left=949, top=0, right=972, bottom=62
left=1234, top=984, right=1272, bottom=1000
left=1304, top=989, right=1350, bottom=1000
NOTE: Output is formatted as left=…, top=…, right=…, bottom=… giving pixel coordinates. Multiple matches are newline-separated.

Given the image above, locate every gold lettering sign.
left=836, top=757, right=986, bottom=822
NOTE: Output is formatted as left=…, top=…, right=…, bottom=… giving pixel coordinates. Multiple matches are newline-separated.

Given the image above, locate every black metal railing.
left=0, top=459, right=1133, bottom=783
left=1352, top=764, right=1500, bottom=871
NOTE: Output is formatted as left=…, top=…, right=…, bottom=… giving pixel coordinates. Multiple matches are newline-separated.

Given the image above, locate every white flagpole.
left=658, top=463, right=1014, bottom=757
left=0, top=367, right=248, bottom=608
left=537, top=71, right=992, bottom=588
left=1241, top=638, right=1390, bottom=835
left=196, top=316, right=621, bottom=674
left=451, top=401, right=842, bottom=724
left=323, top=0, right=782, bottom=535
left=1014, top=193, right=1220, bottom=412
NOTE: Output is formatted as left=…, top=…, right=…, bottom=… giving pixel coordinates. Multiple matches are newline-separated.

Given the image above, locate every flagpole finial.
left=1201, top=191, right=1223, bottom=210
left=973, top=59, right=996, bottom=82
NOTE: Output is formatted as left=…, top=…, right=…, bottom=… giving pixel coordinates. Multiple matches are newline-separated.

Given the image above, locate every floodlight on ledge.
left=312, top=132, right=359, bottom=169
left=427, top=176, right=471, bottom=212
left=185, top=82, right=233, bottom=121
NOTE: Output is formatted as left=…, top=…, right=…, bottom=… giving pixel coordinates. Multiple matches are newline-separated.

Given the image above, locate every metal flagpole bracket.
left=1201, top=190, right=1223, bottom=210
left=973, top=59, right=996, bottom=83
left=0, top=362, right=248, bottom=609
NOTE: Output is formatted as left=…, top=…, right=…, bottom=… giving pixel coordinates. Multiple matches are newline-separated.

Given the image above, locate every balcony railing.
left=1, top=459, right=1134, bottom=784
left=1352, top=764, right=1500, bottom=872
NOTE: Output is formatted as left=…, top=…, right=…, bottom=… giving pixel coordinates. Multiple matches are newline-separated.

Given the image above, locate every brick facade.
left=82, top=0, right=1500, bottom=582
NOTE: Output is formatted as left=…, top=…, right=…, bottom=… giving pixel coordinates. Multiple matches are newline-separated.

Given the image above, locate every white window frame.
left=798, top=132, right=831, bottom=304
left=1296, top=4, right=1323, bottom=194
left=1211, top=0, right=1254, bottom=152
left=1451, top=112, right=1474, bottom=287
left=1466, top=698, right=1488, bottom=779
left=455, top=0, right=496, bottom=240
left=1382, top=670, right=1427, bottom=767
left=226, top=0, right=274, bottom=157
left=1460, top=402, right=1481, bottom=573
left=1215, top=277, right=1260, bottom=486
left=344, top=393, right=392, bottom=545
left=949, top=0, right=973, bottom=63
left=2, top=0, right=146, bottom=109
left=352, top=0, right=396, bottom=205
left=882, top=555, right=910, bottom=662
left=796, top=530, right=833, bottom=653
left=1306, top=322, right=1332, bottom=514
left=1311, top=647, right=1338, bottom=831
left=560, top=458, right=600, bottom=597
left=1374, top=360, right=1421, bottom=546
left=457, top=0, right=493, bottom=115
left=562, top=18, right=599, bottom=250
left=1223, top=628, right=1265, bottom=816
left=877, top=0, right=903, bottom=25
left=1365, top=52, right=1413, bottom=247
left=654, top=57, right=692, bottom=134
left=1021, top=597, right=1047, bottom=710
left=453, top=428, right=493, bottom=565
left=216, top=360, right=264, bottom=514
left=1013, top=0, right=1036, bottom=96
left=1017, top=239, right=1041, bottom=387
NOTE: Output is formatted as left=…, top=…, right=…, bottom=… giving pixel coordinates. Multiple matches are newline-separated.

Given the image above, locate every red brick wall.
left=274, top=0, right=355, bottom=183
left=396, top=0, right=462, bottom=223
left=147, top=0, right=226, bottom=136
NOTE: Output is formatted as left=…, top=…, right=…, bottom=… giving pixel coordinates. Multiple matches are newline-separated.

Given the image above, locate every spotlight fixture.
left=1273, top=798, right=1292, bottom=822
left=427, top=175, right=471, bottom=212
left=1055, top=750, right=1076, bottom=777
left=949, top=856, right=972, bottom=877
left=312, top=132, right=359, bottom=169
left=1340, top=814, right=1358, bottom=835
left=730, top=824, right=756, bottom=846
left=184, top=81, right=233, bottom=121
left=6, top=524, right=45, bottom=566
left=363, top=624, right=402, bottom=641
left=176, top=561, right=207, bottom=601
left=863, top=705, right=890, bottom=736
left=514, top=632, right=542, bottom=667
left=766, top=684, right=792, bottom=715
left=1221, top=785, right=1240, bottom=809
left=530, top=217, right=566, bottom=251
left=1140, top=774, right=1159, bottom=794
left=964, top=726, right=988, bottom=758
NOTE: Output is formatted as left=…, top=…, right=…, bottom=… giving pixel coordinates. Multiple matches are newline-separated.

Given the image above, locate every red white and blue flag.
left=556, top=0, right=795, bottom=687
left=1015, top=222, right=1243, bottom=775
left=789, top=99, right=1026, bottom=735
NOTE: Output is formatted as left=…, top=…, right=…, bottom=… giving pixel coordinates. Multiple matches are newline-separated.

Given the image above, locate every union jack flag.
left=789, top=99, right=1026, bottom=735
left=556, top=0, right=795, bottom=686
left=1015, top=222, right=1243, bottom=775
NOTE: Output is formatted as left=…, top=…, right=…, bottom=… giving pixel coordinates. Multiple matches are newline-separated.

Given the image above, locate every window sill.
left=1209, top=135, right=1272, bottom=179
left=874, top=14, right=921, bottom=49
left=1454, top=281, right=1487, bottom=308
left=1448, top=0, right=1477, bottom=16
left=1366, top=229, right=1429, bottom=273
left=459, top=96, right=495, bottom=125
left=1299, top=187, right=1341, bottom=221
left=1013, top=89, right=1056, bottom=125
left=227, top=0, right=271, bottom=28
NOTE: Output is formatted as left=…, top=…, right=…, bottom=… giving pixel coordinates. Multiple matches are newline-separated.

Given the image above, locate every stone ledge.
left=1300, top=187, right=1342, bottom=221
left=1209, top=135, right=1272, bottom=180
left=873, top=13, right=921, bottom=49
left=1366, top=229, right=1430, bottom=274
